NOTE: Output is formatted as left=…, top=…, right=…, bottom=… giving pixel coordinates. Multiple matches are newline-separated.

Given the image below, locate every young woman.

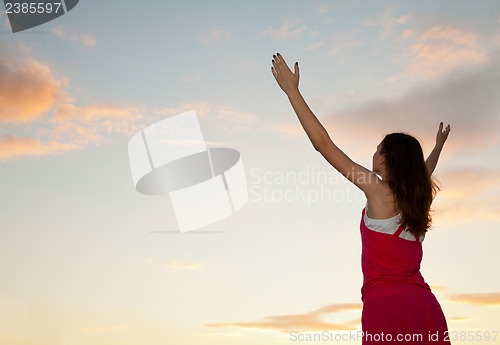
left=271, top=53, right=451, bottom=344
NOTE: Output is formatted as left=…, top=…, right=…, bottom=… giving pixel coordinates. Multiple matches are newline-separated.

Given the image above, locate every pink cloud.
left=433, top=167, right=500, bottom=224
left=261, top=20, right=307, bottom=42
left=196, top=27, right=232, bottom=45
left=321, top=51, right=500, bottom=155
left=397, top=26, right=486, bottom=80
left=364, top=7, right=413, bottom=40
left=0, top=55, right=257, bottom=160
left=448, top=292, right=500, bottom=306
left=0, top=58, right=70, bottom=123
left=50, top=25, right=97, bottom=48
left=206, top=303, right=361, bottom=333
left=272, top=51, right=500, bottom=158
left=0, top=135, right=81, bottom=161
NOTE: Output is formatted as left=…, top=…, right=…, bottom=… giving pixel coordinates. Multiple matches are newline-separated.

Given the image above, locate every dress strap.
left=394, top=226, right=405, bottom=237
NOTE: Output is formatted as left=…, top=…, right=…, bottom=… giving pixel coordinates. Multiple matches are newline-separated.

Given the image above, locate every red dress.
left=360, top=206, right=451, bottom=344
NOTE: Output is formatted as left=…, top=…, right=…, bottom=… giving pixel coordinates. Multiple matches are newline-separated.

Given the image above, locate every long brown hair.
left=381, top=133, right=440, bottom=237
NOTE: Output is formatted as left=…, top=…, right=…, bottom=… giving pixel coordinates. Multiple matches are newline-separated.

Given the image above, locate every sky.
left=1, top=0, right=500, bottom=344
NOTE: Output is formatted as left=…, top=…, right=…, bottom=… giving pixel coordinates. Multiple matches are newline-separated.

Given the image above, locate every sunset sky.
left=1, top=1, right=500, bottom=344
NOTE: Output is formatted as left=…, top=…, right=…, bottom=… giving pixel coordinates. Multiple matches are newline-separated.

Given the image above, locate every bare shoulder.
left=361, top=171, right=389, bottom=197
left=365, top=183, right=400, bottom=219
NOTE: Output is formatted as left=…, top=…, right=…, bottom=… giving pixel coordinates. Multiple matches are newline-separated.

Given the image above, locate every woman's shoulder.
left=365, top=184, right=400, bottom=219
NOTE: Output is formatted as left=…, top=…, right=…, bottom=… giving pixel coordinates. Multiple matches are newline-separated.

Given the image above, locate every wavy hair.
left=381, top=133, right=440, bottom=237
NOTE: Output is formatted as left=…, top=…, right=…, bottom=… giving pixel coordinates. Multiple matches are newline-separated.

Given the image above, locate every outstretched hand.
left=436, top=122, right=451, bottom=147
left=271, top=53, right=299, bottom=95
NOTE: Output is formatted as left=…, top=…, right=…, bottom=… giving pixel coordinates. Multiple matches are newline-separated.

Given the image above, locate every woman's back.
left=365, top=182, right=400, bottom=219
left=360, top=202, right=428, bottom=299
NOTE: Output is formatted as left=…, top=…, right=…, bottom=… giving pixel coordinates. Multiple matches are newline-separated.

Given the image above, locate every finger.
left=439, top=122, right=443, bottom=131
left=294, top=61, right=299, bottom=78
left=276, top=53, right=291, bottom=72
left=272, top=58, right=279, bottom=72
left=272, top=56, right=284, bottom=72
left=273, top=53, right=281, bottom=67
left=271, top=66, right=278, bottom=79
left=276, top=53, right=284, bottom=64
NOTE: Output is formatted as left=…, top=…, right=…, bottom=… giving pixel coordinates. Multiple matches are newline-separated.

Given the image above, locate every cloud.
left=38, top=103, right=148, bottom=150
left=269, top=122, right=303, bottom=138
left=77, top=104, right=145, bottom=123
left=0, top=58, right=71, bottom=123
left=448, top=292, right=500, bottom=306
left=202, top=331, right=241, bottom=336
left=364, top=6, right=413, bottom=40
left=4, top=99, right=257, bottom=160
left=77, top=34, right=97, bottom=48
left=327, top=31, right=364, bottom=56
left=0, top=135, right=81, bottom=161
left=53, top=103, right=76, bottom=121
left=416, top=26, right=478, bottom=46
left=0, top=56, right=258, bottom=159
left=317, top=5, right=328, bottom=14
left=206, top=303, right=361, bottom=333
left=429, top=285, right=449, bottom=292
left=439, top=167, right=496, bottom=200
left=396, top=26, right=486, bottom=80
left=261, top=20, right=307, bottom=42
left=170, top=101, right=260, bottom=133
left=310, top=29, right=319, bottom=37
left=196, top=27, right=232, bottom=45
left=449, top=317, right=468, bottom=322
left=320, top=50, right=500, bottom=154
left=18, top=41, right=31, bottom=53
left=315, top=90, right=370, bottom=112
left=0, top=54, right=259, bottom=160
left=50, top=25, right=97, bottom=48
left=306, top=41, right=324, bottom=51
left=273, top=50, right=500, bottom=157
left=433, top=168, right=500, bottom=224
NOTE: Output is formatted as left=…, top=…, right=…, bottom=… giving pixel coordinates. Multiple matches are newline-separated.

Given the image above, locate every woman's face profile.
left=372, top=142, right=384, bottom=173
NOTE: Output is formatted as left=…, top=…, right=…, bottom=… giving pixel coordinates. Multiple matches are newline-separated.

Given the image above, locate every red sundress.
left=360, top=207, right=451, bottom=344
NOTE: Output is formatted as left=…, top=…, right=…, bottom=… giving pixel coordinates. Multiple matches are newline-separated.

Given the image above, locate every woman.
left=271, top=53, right=451, bottom=344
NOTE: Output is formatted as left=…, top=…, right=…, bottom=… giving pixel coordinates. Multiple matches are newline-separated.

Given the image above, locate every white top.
left=364, top=203, right=425, bottom=242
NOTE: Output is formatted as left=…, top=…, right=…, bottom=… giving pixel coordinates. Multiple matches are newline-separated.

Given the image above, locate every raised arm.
left=426, top=122, right=451, bottom=175
left=271, top=53, right=380, bottom=194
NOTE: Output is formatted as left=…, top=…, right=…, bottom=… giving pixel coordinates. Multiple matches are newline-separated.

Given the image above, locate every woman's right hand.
left=436, top=122, right=451, bottom=147
left=271, top=53, right=299, bottom=95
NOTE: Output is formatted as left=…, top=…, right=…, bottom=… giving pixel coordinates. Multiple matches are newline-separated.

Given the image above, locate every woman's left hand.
left=436, top=122, right=451, bottom=147
left=271, top=53, right=299, bottom=95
